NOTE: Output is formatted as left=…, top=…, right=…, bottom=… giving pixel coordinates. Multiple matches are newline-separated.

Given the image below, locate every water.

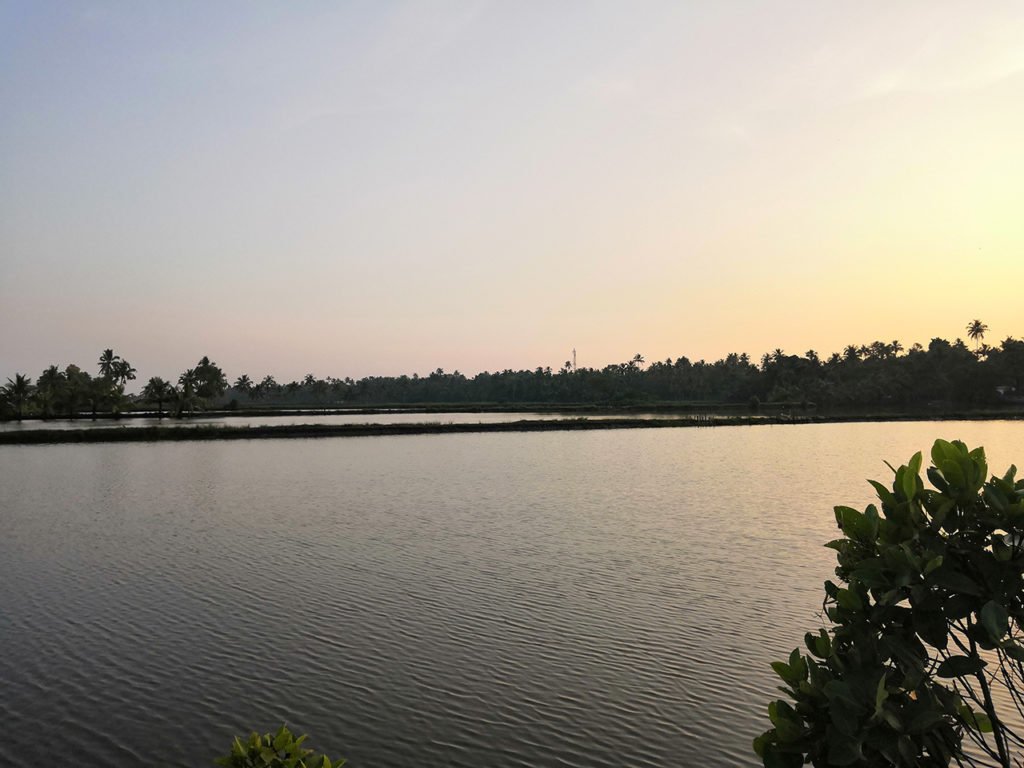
left=0, top=410, right=761, bottom=431
left=0, top=421, right=1020, bottom=767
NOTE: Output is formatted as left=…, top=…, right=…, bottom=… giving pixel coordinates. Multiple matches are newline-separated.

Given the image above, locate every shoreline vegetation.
left=2, top=322, right=1022, bottom=428
left=2, top=410, right=1022, bottom=446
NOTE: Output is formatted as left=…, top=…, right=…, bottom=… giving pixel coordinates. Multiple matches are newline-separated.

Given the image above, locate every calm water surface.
left=0, top=411, right=759, bottom=431
left=1, top=421, right=1020, bottom=767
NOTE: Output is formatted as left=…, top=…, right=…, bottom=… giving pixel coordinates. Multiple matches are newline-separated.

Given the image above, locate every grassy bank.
left=1, top=412, right=1023, bottom=445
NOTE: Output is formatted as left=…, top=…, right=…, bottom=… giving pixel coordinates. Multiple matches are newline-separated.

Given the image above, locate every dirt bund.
left=1, top=412, right=1023, bottom=445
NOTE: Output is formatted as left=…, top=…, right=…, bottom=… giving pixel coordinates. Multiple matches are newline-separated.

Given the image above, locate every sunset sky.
left=2, top=1, right=1022, bottom=384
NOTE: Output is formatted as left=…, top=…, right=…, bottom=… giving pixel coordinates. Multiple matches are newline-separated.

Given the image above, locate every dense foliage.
left=224, top=333, right=1023, bottom=408
left=216, top=726, right=342, bottom=768
left=2, top=323, right=1023, bottom=418
left=757, top=440, right=1024, bottom=767
left=0, top=349, right=226, bottom=420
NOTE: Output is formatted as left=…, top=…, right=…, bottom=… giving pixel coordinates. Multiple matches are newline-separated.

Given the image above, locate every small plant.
left=216, top=726, right=343, bottom=768
left=756, top=439, right=1024, bottom=767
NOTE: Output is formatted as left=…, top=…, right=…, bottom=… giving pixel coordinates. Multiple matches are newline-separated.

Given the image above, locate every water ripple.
left=1, top=421, right=1022, bottom=766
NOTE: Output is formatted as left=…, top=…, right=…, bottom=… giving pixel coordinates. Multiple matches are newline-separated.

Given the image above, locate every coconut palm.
left=3, top=374, right=33, bottom=420
left=234, top=374, right=252, bottom=394
left=112, top=359, right=137, bottom=387
left=35, top=365, right=65, bottom=418
left=142, top=376, right=174, bottom=418
left=258, top=375, right=278, bottom=398
left=176, top=368, right=199, bottom=417
left=966, top=319, right=989, bottom=351
left=61, top=365, right=89, bottom=419
left=98, top=349, right=121, bottom=378
left=86, top=375, right=111, bottom=420
left=194, top=356, right=227, bottom=400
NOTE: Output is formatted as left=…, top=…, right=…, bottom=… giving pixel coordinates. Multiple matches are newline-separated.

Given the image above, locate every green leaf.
left=980, top=601, right=1009, bottom=642
left=936, top=655, right=987, bottom=678
left=770, top=701, right=803, bottom=743
left=753, top=731, right=773, bottom=758
left=868, top=479, right=896, bottom=507
left=898, top=734, right=918, bottom=763
left=906, top=707, right=944, bottom=734
left=902, top=452, right=923, bottom=499
left=835, top=506, right=876, bottom=540
left=1004, top=642, right=1024, bottom=662
left=770, top=661, right=794, bottom=684
left=928, top=566, right=983, bottom=596
left=804, top=629, right=831, bottom=658
left=836, top=588, right=863, bottom=612
left=273, top=728, right=290, bottom=753
left=914, top=610, right=948, bottom=649
left=873, top=673, right=888, bottom=718
left=763, top=746, right=802, bottom=768
left=826, top=729, right=863, bottom=766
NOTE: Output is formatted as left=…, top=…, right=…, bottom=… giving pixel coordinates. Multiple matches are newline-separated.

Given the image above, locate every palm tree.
left=62, top=365, right=89, bottom=419
left=142, top=376, right=173, bottom=418
left=3, top=374, right=33, bottom=421
left=86, top=375, right=111, bottom=420
left=176, top=369, right=199, bottom=417
left=98, top=349, right=121, bottom=379
left=257, top=375, right=278, bottom=399
left=112, top=359, right=137, bottom=387
left=234, top=374, right=253, bottom=395
left=36, top=365, right=65, bottom=418
left=194, top=356, right=227, bottom=400
left=967, top=319, right=989, bottom=351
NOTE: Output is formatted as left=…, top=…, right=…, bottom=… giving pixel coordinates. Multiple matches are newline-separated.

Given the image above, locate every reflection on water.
left=0, top=410, right=762, bottom=431
left=0, top=421, right=1021, bottom=767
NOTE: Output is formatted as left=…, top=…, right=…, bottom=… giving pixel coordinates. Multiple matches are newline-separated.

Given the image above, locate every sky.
left=2, top=1, right=1023, bottom=385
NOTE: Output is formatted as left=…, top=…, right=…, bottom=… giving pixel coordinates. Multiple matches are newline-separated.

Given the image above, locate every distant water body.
left=1, top=421, right=1021, bottom=767
left=0, top=410, right=752, bottom=431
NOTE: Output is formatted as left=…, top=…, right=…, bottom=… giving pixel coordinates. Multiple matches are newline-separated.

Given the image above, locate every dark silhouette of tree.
left=142, top=377, right=174, bottom=418
left=258, top=375, right=278, bottom=397
left=2, top=374, right=33, bottom=420
left=61, top=365, right=90, bottom=419
left=967, top=319, right=989, bottom=350
left=193, top=356, right=227, bottom=400
left=234, top=374, right=253, bottom=398
left=4, top=328, right=1023, bottom=421
left=34, top=365, right=64, bottom=418
left=112, top=359, right=136, bottom=388
left=86, top=375, right=111, bottom=420
left=98, top=349, right=120, bottom=379
left=176, top=368, right=199, bottom=417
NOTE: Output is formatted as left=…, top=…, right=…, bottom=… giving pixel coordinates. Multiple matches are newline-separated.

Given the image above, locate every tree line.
left=0, top=350, right=227, bottom=421
left=2, top=321, right=1022, bottom=420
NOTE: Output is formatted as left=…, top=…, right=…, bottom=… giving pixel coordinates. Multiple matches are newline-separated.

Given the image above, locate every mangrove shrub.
left=756, top=439, right=1024, bottom=767
left=216, top=726, right=343, bottom=768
